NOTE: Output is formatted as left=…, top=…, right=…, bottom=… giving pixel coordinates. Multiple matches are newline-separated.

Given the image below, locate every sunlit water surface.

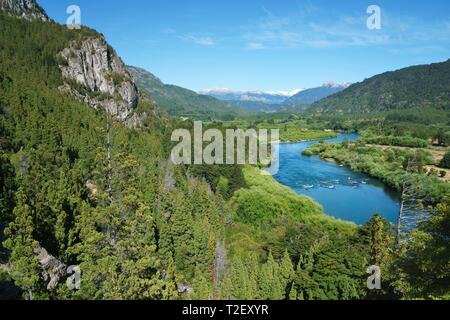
left=273, top=134, right=400, bottom=224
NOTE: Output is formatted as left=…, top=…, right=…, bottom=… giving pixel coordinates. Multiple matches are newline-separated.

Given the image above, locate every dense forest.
left=311, top=59, right=450, bottom=114
left=0, top=4, right=449, bottom=301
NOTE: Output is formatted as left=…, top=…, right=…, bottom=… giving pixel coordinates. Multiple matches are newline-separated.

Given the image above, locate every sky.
left=39, top=0, right=450, bottom=92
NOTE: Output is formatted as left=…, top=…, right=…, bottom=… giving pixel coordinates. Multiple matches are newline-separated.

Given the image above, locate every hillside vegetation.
left=312, top=59, right=450, bottom=115
left=128, top=66, right=244, bottom=121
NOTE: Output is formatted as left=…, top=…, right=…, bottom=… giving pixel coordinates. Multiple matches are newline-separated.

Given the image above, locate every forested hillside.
left=312, top=59, right=450, bottom=115
left=128, top=66, right=244, bottom=121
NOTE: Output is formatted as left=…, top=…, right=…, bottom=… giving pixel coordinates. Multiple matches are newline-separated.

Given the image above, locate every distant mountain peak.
left=198, top=87, right=303, bottom=105
left=0, top=0, right=49, bottom=21
left=283, top=82, right=351, bottom=107
left=199, top=87, right=303, bottom=97
left=322, top=81, right=352, bottom=89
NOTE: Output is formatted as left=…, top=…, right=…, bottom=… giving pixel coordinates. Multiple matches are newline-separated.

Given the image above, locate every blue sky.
left=39, top=0, right=450, bottom=92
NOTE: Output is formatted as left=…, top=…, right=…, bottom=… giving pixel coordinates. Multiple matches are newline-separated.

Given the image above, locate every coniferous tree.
left=170, top=194, right=196, bottom=279
left=288, top=285, right=298, bottom=300
left=396, top=197, right=450, bottom=299
left=280, top=250, right=295, bottom=298
left=370, top=214, right=384, bottom=266
left=191, top=265, right=213, bottom=300
left=258, top=252, right=284, bottom=300
left=228, top=256, right=247, bottom=299
left=163, top=257, right=179, bottom=300
left=366, top=213, right=396, bottom=299
left=73, top=153, right=171, bottom=299
left=294, top=251, right=315, bottom=300
left=219, top=273, right=233, bottom=300
left=3, top=188, right=41, bottom=300
left=0, top=150, right=15, bottom=223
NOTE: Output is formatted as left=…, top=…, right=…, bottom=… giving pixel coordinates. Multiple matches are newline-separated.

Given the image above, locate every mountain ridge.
left=200, top=83, right=352, bottom=113
left=311, top=59, right=450, bottom=114
left=128, top=65, right=244, bottom=120
left=283, top=82, right=351, bottom=107
left=0, top=0, right=48, bottom=21
left=199, top=88, right=303, bottom=104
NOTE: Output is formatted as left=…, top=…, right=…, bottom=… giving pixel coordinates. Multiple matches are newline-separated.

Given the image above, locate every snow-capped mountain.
left=199, top=82, right=352, bottom=112
left=198, top=88, right=303, bottom=104
left=283, top=82, right=352, bottom=106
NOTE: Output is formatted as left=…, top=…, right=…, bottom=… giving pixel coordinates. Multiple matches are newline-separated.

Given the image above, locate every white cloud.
left=179, top=34, right=215, bottom=47
left=241, top=6, right=450, bottom=50
left=247, top=42, right=266, bottom=50
left=163, top=29, right=216, bottom=47
left=162, top=27, right=176, bottom=34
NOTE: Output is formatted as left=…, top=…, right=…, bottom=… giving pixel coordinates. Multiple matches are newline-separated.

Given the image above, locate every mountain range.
left=284, top=82, right=351, bottom=106
left=128, top=66, right=244, bottom=120
left=128, top=58, right=450, bottom=117
left=199, top=83, right=351, bottom=112
left=198, top=88, right=302, bottom=104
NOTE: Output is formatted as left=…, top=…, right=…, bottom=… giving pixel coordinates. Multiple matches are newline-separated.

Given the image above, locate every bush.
left=363, top=135, right=430, bottom=148
left=439, top=151, right=450, bottom=169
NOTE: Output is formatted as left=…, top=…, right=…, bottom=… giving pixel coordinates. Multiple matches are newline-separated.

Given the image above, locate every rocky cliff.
left=0, top=0, right=49, bottom=21
left=58, top=38, right=139, bottom=120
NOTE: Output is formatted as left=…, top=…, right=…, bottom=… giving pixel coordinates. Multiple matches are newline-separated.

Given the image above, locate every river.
left=273, top=134, right=400, bottom=225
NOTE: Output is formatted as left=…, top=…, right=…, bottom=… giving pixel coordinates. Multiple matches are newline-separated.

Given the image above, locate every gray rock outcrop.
left=59, top=37, right=139, bottom=120
left=34, top=246, right=67, bottom=290
left=0, top=0, right=49, bottom=21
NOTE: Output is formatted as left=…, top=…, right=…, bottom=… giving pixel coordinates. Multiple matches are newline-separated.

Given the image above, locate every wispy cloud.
left=162, top=27, right=176, bottom=34
left=242, top=5, right=450, bottom=51
left=162, top=28, right=215, bottom=47
left=179, top=34, right=215, bottom=47
left=247, top=42, right=266, bottom=50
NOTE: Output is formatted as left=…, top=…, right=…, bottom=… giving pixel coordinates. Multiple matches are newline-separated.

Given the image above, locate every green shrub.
left=439, top=151, right=450, bottom=169
left=363, top=135, right=430, bottom=148
left=104, top=71, right=129, bottom=85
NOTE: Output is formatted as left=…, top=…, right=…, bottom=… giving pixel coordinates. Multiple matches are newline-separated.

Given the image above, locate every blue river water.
left=273, top=134, right=400, bottom=225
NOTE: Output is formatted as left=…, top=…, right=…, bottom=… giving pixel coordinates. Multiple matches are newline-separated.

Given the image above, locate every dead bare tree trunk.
left=28, top=288, right=33, bottom=301
left=397, top=189, right=406, bottom=245
left=106, top=113, right=112, bottom=198
left=213, top=239, right=227, bottom=289
left=397, top=157, right=419, bottom=246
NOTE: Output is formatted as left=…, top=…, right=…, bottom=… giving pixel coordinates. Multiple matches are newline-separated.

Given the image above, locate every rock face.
left=34, top=246, right=67, bottom=290
left=0, top=0, right=49, bottom=21
left=59, top=38, right=139, bottom=120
